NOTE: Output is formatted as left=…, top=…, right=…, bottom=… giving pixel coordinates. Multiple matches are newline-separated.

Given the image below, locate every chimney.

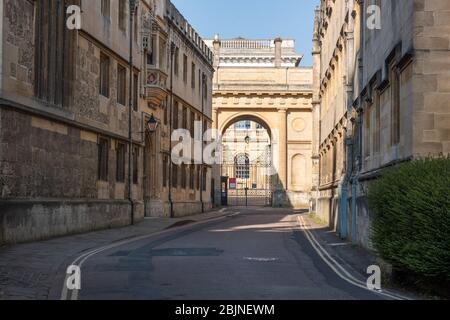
left=274, top=37, right=282, bottom=68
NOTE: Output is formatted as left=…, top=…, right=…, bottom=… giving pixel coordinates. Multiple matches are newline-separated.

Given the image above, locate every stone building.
left=146, top=1, right=215, bottom=217
left=313, top=0, right=450, bottom=248
left=206, top=37, right=316, bottom=208
left=0, top=0, right=214, bottom=244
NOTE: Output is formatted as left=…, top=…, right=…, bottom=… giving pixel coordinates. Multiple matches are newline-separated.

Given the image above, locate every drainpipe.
left=350, top=0, right=366, bottom=243
left=200, top=73, right=206, bottom=213
left=351, top=174, right=357, bottom=243
left=169, top=40, right=175, bottom=218
left=128, top=0, right=139, bottom=225
left=358, top=0, right=365, bottom=172
left=337, top=0, right=361, bottom=240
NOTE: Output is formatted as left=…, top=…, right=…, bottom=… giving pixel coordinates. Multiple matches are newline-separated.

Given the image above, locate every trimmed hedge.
left=367, top=157, right=450, bottom=279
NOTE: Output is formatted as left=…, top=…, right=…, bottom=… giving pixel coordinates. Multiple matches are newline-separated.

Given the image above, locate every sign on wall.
left=229, top=178, right=237, bottom=190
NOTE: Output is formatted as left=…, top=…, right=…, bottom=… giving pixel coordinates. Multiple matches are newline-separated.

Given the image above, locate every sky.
left=171, top=0, right=320, bottom=66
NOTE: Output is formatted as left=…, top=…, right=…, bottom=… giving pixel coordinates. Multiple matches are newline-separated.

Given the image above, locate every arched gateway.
left=206, top=37, right=318, bottom=209
left=221, top=118, right=273, bottom=206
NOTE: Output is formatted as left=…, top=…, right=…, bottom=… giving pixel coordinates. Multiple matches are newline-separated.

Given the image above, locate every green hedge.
left=367, top=157, right=450, bottom=279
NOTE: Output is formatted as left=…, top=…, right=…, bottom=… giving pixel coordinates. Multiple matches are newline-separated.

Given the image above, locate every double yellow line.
left=297, top=215, right=410, bottom=300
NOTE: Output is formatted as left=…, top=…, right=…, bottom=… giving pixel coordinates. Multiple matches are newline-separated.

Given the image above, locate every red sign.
left=229, top=178, right=237, bottom=190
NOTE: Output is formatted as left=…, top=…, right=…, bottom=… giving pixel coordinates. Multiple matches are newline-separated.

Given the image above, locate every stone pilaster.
left=277, top=107, right=288, bottom=190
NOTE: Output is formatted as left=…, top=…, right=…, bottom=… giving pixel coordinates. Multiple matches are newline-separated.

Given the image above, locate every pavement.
left=0, top=207, right=416, bottom=300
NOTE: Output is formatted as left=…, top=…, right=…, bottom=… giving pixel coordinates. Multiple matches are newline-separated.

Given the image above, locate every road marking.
left=227, top=211, right=240, bottom=217
left=297, top=215, right=411, bottom=301
left=244, top=257, right=279, bottom=262
left=328, top=243, right=350, bottom=247
left=60, top=211, right=237, bottom=300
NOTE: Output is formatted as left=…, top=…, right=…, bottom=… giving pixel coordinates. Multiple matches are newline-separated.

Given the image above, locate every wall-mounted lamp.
left=147, top=114, right=159, bottom=133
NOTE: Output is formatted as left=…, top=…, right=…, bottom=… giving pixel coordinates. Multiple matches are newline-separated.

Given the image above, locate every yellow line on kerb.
left=297, top=215, right=410, bottom=301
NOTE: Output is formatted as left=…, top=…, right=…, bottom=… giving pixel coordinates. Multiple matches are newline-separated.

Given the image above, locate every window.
left=163, top=155, right=168, bottom=187
left=203, top=119, right=208, bottom=137
left=118, top=0, right=127, bottom=31
left=198, top=69, right=201, bottom=95
left=159, top=38, right=166, bottom=70
left=174, top=47, right=179, bottom=76
left=189, top=165, right=195, bottom=189
left=364, top=104, right=371, bottom=158
left=373, top=86, right=381, bottom=153
left=390, top=64, right=400, bottom=145
left=101, top=0, right=110, bottom=18
left=133, top=73, right=139, bottom=111
left=191, top=62, right=196, bottom=89
left=182, top=106, right=188, bottom=129
left=172, top=165, right=178, bottom=188
left=117, top=65, right=127, bottom=106
left=183, top=54, right=188, bottom=83
left=133, top=146, right=139, bottom=184
left=196, top=166, right=201, bottom=190
left=172, top=102, right=179, bottom=129
left=235, top=154, right=250, bottom=179
left=235, top=121, right=251, bottom=130
left=34, top=0, right=75, bottom=106
left=134, top=9, right=139, bottom=42
left=164, top=97, right=168, bottom=125
left=202, top=168, right=207, bottom=191
left=98, top=138, right=109, bottom=181
left=194, top=114, right=202, bottom=141
left=100, top=53, right=110, bottom=97
left=190, top=110, right=195, bottom=137
left=147, top=36, right=156, bottom=65
left=181, top=164, right=187, bottom=189
left=203, top=74, right=208, bottom=100
left=116, top=142, right=126, bottom=183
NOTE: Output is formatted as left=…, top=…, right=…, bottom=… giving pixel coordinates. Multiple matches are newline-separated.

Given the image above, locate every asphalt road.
left=70, top=208, right=386, bottom=300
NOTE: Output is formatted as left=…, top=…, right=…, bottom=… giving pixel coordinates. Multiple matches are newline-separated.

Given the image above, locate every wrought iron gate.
left=221, top=162, right=273, bottom=207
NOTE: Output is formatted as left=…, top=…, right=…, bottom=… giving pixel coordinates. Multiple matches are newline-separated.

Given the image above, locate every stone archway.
left=208, top=37, right=315, bottom=209
left=212, top=102, right=313, bottom=209
left=220, top=113, right=274, bottom=140
left=219, top=116, right=274, bottom=206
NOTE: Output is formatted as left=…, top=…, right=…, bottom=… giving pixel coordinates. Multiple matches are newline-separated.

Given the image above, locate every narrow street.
left=58, top=208, right=391, bottom=300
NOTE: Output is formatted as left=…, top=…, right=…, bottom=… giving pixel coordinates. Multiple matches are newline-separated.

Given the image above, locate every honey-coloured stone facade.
left=313, top=0, right=450, bottom=249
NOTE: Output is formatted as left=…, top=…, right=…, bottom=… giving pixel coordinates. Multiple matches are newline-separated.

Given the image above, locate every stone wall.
left=412, top=0, right=450, bottom=156
left=0, top=0, right=213, bottom=245
left=2, top=0, right=35, bottom=98
left=0, top=108, right=145, bottom=244
left=273, top=190, right=310, bottom=209
left=73, top=36, right=142, bottom=140
left=0, top=200, right=134, bottom=244
left=0, top=108, right=98, bottom=199
left=312, top=0, right=450, bottom=250
left=314, top=1, right=355, bottom=229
